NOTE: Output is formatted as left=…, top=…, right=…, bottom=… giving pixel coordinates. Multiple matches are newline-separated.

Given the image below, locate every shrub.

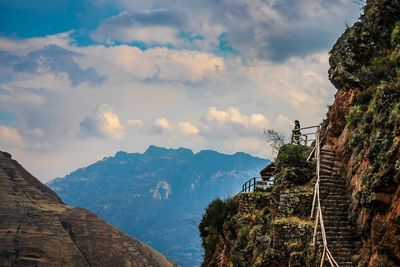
left=274, top=144, right=314, bottom=187
left=199, top=198, right=238, bottom=255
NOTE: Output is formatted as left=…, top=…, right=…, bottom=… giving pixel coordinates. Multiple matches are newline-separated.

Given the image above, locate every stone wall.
left=235, top=192, right=274, bottom=214
left=277, top=185, right=314, bottom=219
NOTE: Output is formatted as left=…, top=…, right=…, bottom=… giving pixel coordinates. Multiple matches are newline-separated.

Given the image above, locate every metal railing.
left=308, top=125, right=339, bottom=267
left=241, top=177, right=274, bottom=193
left=291, top=125, right=319, bottom=147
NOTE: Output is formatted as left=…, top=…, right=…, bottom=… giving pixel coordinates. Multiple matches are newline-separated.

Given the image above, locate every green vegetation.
left=199, top=194, right=274, bottom=267
left=273, top=144, right=315, bottom=189
left=346, top=81, right=400, bottom=207
left=199, top=198, right=238, bottom=261
left=329, top=1, right=400, bottom=90
left=332, top=1, right=400, bottom=209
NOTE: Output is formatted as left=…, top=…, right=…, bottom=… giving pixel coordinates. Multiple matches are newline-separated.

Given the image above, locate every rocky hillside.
left=48, top=145, right=268, bottom=267
left=200, top=1, right=400, bottom=266
left=0, top=151, right=175, bottom=267
left=326, top=0, right=400, bottom=265
left=199, top=144, right=315, bottom=266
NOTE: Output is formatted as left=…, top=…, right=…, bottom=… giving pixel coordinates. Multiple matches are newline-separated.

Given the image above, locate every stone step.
left=320, top=198, right=350, bottom=204
left=320, top=196, right=349, bottom=200
left=319, top=176, right=345, bottom=181
left=319, top=188, right=347, bottom=194
left=317, top=243, right=355, bottom=249
left=324, top=225, right=354, bottom=231
left=320, top=198, right=349, bottom=203
left=320, top=168, right=341, bottom=175
left=319, top=183, right=347, bottom=188
left=322, top=211, right=349, bottom=216
left=324, top=233, right=355, bottom=239
left=321, top=149, right=335, bottom=154
left=321, top=212, right=349, bottom=216
left=324, top=221, right=350, bottom=227
left=320, top=204, right=349, bottom=209
left=320, top=168, right=341, bottom=173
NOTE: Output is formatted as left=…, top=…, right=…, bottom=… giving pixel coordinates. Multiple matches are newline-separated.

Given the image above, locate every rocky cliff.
left=200, top=1, right=400, bottom=266
left=0, top=151, right=175, bottom=267
left=326, top=0, right=400, bottom=265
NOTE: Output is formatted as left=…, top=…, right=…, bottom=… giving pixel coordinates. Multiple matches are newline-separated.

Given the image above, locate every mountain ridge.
left=48, top=145, right=270, bottom=266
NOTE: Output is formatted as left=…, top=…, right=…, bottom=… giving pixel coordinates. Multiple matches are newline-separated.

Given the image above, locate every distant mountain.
left=48, top=146, right=269, bottom=266
left=0, top=151, right=174, bottom=267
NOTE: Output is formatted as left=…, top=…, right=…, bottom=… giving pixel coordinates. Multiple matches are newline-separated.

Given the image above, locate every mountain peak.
left=144, top=145, right=193, bottom=156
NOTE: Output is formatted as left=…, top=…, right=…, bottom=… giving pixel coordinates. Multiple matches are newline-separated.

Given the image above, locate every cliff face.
left=0, top=151, right=175, bottom=267
left=326, top=0, right=400, bottom=266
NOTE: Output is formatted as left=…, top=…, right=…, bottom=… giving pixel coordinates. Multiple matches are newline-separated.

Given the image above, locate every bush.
left=274, top=144, right=315, bottom=187
left=199, top=198, right=238, bottom=255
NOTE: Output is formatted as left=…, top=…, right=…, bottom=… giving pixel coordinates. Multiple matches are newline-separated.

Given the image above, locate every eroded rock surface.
left=0, top=151, right=175, bottom=267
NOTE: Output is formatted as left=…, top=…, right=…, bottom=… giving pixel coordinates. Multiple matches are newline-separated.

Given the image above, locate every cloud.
left=178, top=122, right=199, bottom=135
left=76, top=45, right=224, bottom=84
left=0, top=44, right=105, bottom=87
left=32, top=128, right=45, bottom=138
left=0, top=32, right=72, bottom=55
left=126, top=119, right=143, bottom=128
left=0, top=125, right=24, bottom=147
left=92, top=9, right=186, bottom=45
left=151, top=118, right=171, bottom=133
left=80, top=104, right=125, bottom=139
left=202, top=107, right=268, bottom=138
left=94, top=0, right=360, bottom=61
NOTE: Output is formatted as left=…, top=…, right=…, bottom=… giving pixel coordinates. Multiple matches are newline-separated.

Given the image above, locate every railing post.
left=253, top=177, right=256, bottom=192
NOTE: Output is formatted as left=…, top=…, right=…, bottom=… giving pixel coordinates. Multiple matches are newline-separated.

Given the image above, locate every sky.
left=0, top=0, right=361, bottom=182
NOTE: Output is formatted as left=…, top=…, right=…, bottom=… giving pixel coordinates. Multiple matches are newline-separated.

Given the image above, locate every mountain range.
left=48, top=145, right=269, bottom=266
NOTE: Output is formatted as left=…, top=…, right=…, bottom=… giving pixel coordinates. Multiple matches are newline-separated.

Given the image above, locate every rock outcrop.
left=0, top=151, right=175, bottom=267
left=325, top=0, right=400, bottom=265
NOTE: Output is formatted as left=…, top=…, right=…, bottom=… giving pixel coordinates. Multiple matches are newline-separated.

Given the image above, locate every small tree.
left=263, top=128, right=287, bottom=156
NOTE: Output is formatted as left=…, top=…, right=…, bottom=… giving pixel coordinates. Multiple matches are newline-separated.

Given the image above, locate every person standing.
left=293, top=120, right=301, bottom=144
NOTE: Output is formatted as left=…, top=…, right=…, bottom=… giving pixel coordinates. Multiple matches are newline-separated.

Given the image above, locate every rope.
left=310, top=126, right=340, bottom=267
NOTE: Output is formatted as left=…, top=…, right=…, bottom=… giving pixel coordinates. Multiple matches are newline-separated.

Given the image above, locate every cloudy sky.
left=0, top=0, right=361, bottom=182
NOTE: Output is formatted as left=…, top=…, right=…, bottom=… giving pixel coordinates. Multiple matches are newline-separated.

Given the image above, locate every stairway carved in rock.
left=315, top=147, right=357, bottom=267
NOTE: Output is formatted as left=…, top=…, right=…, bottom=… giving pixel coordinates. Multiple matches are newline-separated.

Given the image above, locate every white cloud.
left=151, top=118, right=171, bottom=133
left=274, top=114, right=293, bottom=135
left=126, top=119, right=143, bottom=128
left=80, top=104, right=125, bottom=139
left=75, top=45, right=224, bottom=83
left=0, top=125, right=24, bottom=148
left=101, top=0, right=360, bottom=61
left=204, top=107, right=268, bottom=137
left=92, top=10, right=183, bottom=46
left=178, top=122, right=199, bottom=135
left=0, top=32, right=72, bottom=55
left=32, top=128, right=45, bottom=138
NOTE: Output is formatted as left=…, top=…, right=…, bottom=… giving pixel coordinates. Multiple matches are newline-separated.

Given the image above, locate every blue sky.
left=0, top=0, right=361, bottom=181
